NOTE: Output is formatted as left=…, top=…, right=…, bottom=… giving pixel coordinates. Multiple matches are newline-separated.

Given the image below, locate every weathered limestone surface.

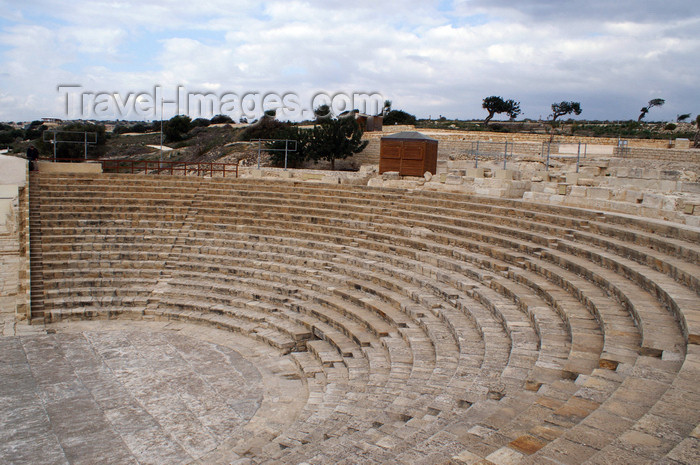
left=3, top=171, right=699, bottom=464
left=0, top=321, right=306, bottom=465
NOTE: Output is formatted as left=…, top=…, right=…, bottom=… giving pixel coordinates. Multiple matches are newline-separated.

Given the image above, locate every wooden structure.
left=379, top=131, right=438, bottom=176
left=356, top=114, right=383, bottom=132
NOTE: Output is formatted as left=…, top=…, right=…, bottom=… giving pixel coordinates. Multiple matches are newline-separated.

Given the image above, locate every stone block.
left=558, top=184, right=568, bottom=195
left=447, top=160, right=470, bottom=170
left=37, top=160, right=102, bottom=174
left=0, top=199, right=13, bottom=228
left=367, top=177, right=384, bottom=188
left=0, top=184, right=19, bottom=199
left=382, top=171, right=400, bottom=180
left=615, top=167, right=630, bottom=178
left=423, top=171, right=432, bottom=182
left=566, top=173, right=580, bottom=185
left=629, top=167, right=644, bottom=178
left=466, top=167, right=486, bottom=178
left=0, top=155, right=27, bottom=186
left=250, top=169, right=263, bottom=178
left=359, top=164, right=378, bottom=174
left=445, top=174, right=464, bottom=185
left=624, top=190, right=643, bottom=203
left=550, top=194, right=565, bottom=203
left=674, top=138, right=691, bottom=149
left=475, top=187, right=505, bottom=197
left=686, top=216, right=700, bottom=227
left=577, top=178, right=597, bottom=186
left=642, top=193, right=664, bottom=209
left=680, top=182, right=700, bottom=194
left=494, top=169, right=515, bottom=180
left=451, top=449, right=481, bottom=464
left=661, top=196, right=679, bottom=211
left=570, top=186, right=587, bottom=197
left=486, top=447, right=524, bottom=464
left=587, top=187, right=612, bottom=200
left=579, top=166, right=600, bottom=177
left=660, top=170, right=682, bottom=180
left=642, top=169, right=660, bottom=180
left=647, top=180, right=677, bottom=193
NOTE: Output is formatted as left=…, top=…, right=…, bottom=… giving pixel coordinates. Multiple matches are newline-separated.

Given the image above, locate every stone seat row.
left=35, top=199, right=668, bottom=388
left=37, top=231, right=636, bottom=460
left=181, top=205, right=688, bottom=352
left=38, top=201, right=656, bottom=390
left=37, top=173, right=698, bottom=286
left=31, top=174, right=700, bottom=464
left=37, top=182, right=700, bottom=296
left=38, top=218, right=684, bottom=456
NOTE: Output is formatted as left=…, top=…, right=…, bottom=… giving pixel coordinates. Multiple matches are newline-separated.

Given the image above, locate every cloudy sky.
left=0, top=0, right=698, bottom=122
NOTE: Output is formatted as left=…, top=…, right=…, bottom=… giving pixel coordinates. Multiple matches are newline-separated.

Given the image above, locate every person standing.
left=26, top=145, right=39, bottom=171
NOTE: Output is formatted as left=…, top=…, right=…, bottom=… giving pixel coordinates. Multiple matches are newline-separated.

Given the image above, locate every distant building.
left=355, top=113, right=383, bottom=132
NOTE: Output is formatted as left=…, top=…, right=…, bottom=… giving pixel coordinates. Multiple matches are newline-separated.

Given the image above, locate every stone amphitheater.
left=1, top=152, right=699, bottom=464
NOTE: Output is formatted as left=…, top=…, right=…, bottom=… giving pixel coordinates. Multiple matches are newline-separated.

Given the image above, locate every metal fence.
left=38, top=158, right=239, bottom=178
left=467, top=141, right=515, bottom=169
left=541, top=141, right=588, bottom=172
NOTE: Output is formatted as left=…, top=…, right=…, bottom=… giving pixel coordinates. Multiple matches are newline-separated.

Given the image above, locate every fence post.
left=475, top=141, right=479, bottom=168
left=284, top=139, right=289, bottom=170
left=257, top=140, right=261, bottom=169
left=546, top=142, right=551, bottom=171
left=503, top=140, right=508, bottom=170
left=576, top=142, right=581, bottom=173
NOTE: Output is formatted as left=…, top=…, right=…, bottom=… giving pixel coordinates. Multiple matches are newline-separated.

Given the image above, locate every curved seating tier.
left=29, top=173, right=700, bottom=464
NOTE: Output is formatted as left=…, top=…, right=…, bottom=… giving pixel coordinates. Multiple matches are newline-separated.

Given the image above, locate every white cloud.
left=0, top=0, right=698, bottom=121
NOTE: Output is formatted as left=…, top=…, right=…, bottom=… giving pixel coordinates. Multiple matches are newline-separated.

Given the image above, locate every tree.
left=307, top=114, right=368, bottom=170
left=482, top=96, right=521, bottom=125
left=382, top=100, right=392, bottom=116
left=638, top=98, right=665, bottom=121
left=37, top=122, right=107, bottom=160
left=677, top=113, right=691, bottom=123
left=383, top=109, right=417, bottom=126
left=164, top=115, right=192, bottom=142
left=191, top=117, right=211, bottom=128
left=210, top=114, right=232, bottom=124
left=265, top=125, right=311, bottom=168
left=0, top=125, right=24, bottom=145
left=551, top=101, right=582, bottom=121
left=238, top=115, right=287, bottom=141
left=25, top=121, right=47, bottom=140
left=314, top=104, right=331, bottom=120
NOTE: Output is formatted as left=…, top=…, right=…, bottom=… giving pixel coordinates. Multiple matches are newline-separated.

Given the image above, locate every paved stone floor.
left=0, top=320, right=307, bottom=465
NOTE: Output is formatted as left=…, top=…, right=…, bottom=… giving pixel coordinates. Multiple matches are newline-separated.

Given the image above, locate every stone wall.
left=0, top=155, right=29, bottom=328
left=615, top=147, right=700, bottom=163
left=37, top=160, right=103, bottom=174
left=351, top=126, right=699, bottom=166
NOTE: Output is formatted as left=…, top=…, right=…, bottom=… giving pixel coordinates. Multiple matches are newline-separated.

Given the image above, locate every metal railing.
left=38, top=158, right=239, bottom=178
left=467, top=141, right=514, bottom=169
left=541, top=142, right=588, bottom=172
